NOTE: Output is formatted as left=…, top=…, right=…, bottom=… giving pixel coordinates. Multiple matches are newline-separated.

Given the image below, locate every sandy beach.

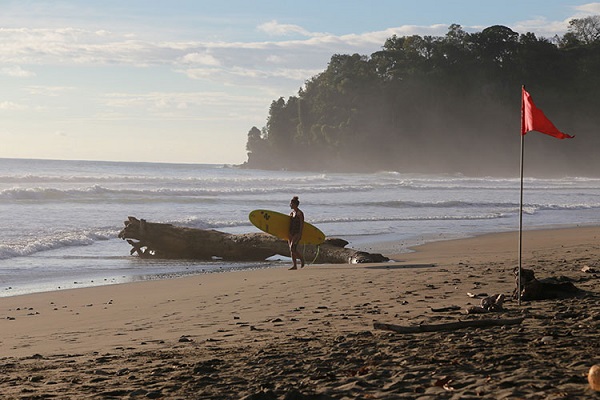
left=1, top=226, right=600, bottom=399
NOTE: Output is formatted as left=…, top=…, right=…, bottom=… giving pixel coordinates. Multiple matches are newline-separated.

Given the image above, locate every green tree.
left=244, top=126, right=269, bottom=168
left=246, top=126, right=262, bottom=153
left=568, top=15, right=600, bottom=45
left=242, top=20, right=600, bottom=175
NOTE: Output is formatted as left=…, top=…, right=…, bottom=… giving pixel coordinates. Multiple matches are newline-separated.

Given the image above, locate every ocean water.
left=1, top=158, right=599, bottom=297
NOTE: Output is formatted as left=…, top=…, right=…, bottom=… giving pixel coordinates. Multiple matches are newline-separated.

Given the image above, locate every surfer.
left=288, top=196, right=305, bottom=270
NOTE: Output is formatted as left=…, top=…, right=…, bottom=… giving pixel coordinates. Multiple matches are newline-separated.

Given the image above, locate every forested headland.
left=242, top=18, right=600, bottom=176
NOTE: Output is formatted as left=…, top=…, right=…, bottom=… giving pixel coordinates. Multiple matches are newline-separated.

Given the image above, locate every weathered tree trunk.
left=118, top=216, right=389, bottom=264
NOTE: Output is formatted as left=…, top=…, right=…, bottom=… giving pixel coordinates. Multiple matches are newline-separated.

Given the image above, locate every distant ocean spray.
left=1, top=158, right=599, bottom=297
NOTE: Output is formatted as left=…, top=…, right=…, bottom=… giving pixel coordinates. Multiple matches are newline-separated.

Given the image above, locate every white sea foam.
left=0, top=229, right=117, bottom=260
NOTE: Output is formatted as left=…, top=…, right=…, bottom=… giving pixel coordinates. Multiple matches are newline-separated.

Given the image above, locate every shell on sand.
left=589, top=365, right=600, bottom=391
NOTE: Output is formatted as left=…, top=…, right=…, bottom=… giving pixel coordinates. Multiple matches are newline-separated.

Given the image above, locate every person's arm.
left=288, top=211, right=295, bottom=240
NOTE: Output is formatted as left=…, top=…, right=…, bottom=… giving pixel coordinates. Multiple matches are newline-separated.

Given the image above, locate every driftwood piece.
left=118, top=216, right=389, bottom=264
left=581, top=265, right=597, bottom=273
left=430, top=306, right=461, bottom=312
left=466, top=293, right=505, bottom=314
left=373, top=317, right=525, bottom=334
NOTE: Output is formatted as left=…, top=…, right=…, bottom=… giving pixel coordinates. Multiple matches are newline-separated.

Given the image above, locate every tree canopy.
left=243, top=21, right=600, bottom=176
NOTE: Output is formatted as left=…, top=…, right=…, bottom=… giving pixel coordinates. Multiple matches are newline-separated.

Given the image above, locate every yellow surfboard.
left=249, top=209, right=326, bottom=245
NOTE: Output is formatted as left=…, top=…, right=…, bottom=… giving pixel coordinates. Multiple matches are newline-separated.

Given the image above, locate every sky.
left=1, top=1, right=599, bottom=165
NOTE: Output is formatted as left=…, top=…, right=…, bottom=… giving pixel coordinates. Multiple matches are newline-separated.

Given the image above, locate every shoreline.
left=3, top=222, right=596, bottom=300
left=1, top=225, right=599, bottom=398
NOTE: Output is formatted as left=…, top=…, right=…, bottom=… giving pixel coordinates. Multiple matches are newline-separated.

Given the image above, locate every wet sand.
left=1, top=226, right=599, bottom=399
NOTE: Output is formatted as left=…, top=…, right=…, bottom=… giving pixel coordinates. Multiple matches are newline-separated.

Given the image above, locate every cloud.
left=179, top=52, right=221, bottom=66
left=0, top=65, right=36, bottom=77
left=0, top=18, right=574, bottom=75
left=100, top=91, right=268, bottom=121
left=512, top=2, right=600, bottom=37
left=104, top=91, right=257, bottom=108
left=25, top=86, right=76, bottom=96
left=511, top=18, right=570, bottom=38
left=0, top=101, right=27, bottom=111
left=0, top=23, right=451, bottom=71
left=0, top=16, right=582, bottom=100
left=257, top=20, right=315, bottom=37
left=573, top=2, right=600, bottom=15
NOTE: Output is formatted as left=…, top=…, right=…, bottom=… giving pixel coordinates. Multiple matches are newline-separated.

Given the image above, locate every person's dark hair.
left=291, top=196, right=300, bottom=205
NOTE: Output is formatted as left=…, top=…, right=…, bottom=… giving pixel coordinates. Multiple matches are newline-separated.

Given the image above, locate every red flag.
left=521, top=87, right=573, bottom=139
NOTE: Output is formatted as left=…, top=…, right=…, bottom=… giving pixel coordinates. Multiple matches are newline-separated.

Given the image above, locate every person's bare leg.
left=289, top=256, right=297, bottom=270
left=289, top=244, right=298, bottom=270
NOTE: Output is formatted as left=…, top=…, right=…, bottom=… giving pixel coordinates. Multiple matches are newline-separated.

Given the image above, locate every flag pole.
left=518, top=85, right=574, bottom=305
left=518, top=129, right=524, bottom=305
left=518, top=85, right=525, bottom=306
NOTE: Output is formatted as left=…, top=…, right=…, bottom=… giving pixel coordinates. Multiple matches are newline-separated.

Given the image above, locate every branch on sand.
left=373, top=317, right=525, bottom=334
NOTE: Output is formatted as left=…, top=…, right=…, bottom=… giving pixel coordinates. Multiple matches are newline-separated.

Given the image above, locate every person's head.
left=290, top=196, right=300, bottom=208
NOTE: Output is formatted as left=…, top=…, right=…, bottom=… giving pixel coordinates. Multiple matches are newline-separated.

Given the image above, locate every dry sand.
left=1, top=226, right=600, bottom=399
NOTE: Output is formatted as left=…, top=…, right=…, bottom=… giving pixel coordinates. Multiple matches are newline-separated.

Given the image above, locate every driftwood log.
left=118, top=216, right=389, bottom=264
left=373, top=317, right=525, bottom=334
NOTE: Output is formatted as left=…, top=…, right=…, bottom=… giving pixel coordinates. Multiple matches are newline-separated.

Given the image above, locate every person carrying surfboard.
left=288, top=196, right=305, bottom=270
